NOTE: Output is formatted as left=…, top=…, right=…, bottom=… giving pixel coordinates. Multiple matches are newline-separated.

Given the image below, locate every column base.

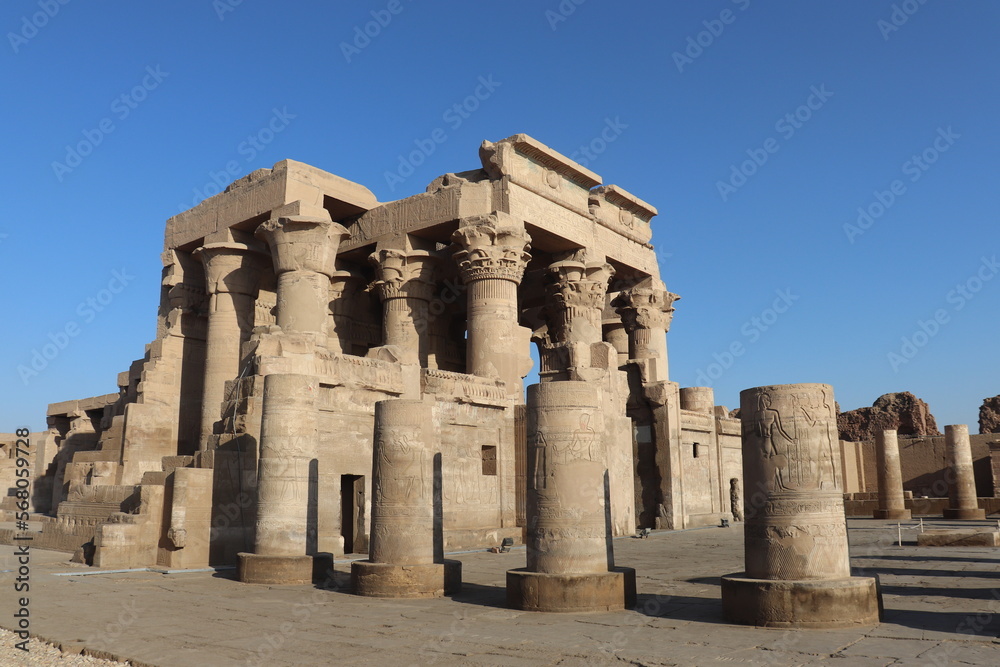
left=943, top=507, right=986, bottom=520
left=237, top=553, right=313, bottom=585
left=506, top=567, right=637, bottom=613
left=874, top=508, right=912, bottom=520
left=350, top=560, right=462, bottom=598
left=721, top=574, right=881, bottom=628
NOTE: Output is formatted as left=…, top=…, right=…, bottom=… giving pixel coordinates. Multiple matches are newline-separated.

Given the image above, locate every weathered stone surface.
left=508, top=381, right=632, bottom=612
left=722, top=383, right=881, bottom=628
left=943, top=424, right=986, bottom=520
left=874, top=429, right=911, bottom=520
left=837, top=392, right=940, bottom=442
left=917, top=529, right=1000, bottom=547
left=23, top=133, right=744, bottom=578
left=352, top=399, right=461, bottom=598
left=979, top=395, right=1000, bottom=434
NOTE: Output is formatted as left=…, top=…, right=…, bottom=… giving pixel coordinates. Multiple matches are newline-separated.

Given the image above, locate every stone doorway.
left=340, top=474, right=366, bottom=555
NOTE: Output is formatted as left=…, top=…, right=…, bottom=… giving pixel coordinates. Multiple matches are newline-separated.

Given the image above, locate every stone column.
left=679, top=386, right=715, bottom=414
left=539, top=257, right=615, bottom=376
left=874, top=429, right=911, bottom=520
left=612, top=283, right=679, bottom=383
left=721, top=383, right=881, bottom=628
left=193, top=242, right=267, bottom=450
left=506, top=381, right=636, bottom=612
left=453, top=213, right=531, bottom=397
left=944, top=424, right=986, bottom=520
left=238, top=373, right=318, bottom=584
left=255, top=206, right=349, bottom=336
left=351, top=399, right=461, bottom=597
left=328, top=269, right=366, bottom=354
left=369, top=249, right=438, bottom=365
left=602, top=313, right=629, bottom=367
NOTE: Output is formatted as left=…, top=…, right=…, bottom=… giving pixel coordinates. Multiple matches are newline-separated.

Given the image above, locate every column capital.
left=543, top=258, right=614, bottom=344
left=368, top=248, right=440, bottom=302
left=612, top=285, right=680, bottom=333
left=255, top=204, right=349, bottom=278
left=452, top=212, right=531, bottom=284
left=193, top=242, right=270, bottom=296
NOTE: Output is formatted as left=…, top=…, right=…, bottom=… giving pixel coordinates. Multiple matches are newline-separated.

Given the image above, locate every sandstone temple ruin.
left=15, top=134, right=746, bottom=574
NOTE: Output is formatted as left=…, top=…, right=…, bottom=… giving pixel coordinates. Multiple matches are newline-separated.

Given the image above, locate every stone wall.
left=855, top=433, right=997, bottom=498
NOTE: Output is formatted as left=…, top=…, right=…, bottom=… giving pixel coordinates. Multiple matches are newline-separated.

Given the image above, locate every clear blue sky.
left=2, top=1, right=998, bottom=433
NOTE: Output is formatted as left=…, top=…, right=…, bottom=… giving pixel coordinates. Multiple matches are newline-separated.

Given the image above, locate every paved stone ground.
left=1, top=519, right=999, bottom=666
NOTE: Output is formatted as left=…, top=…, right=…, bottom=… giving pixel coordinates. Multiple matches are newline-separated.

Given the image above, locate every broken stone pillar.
left=679, top=386, right=715, bottom=414
left=193, top=242, right=267, bottom=450
left=255, top=204, right=348, bottom=336
left=507, top=381, right=636, bottom=612
left=944, top=424, right=986, bottom=520
left=873, top=429, right=911, bottom=520
left=721, top=383, right=881, bottom=628
left=369, top=248, right=439, bottom=365
left=453, top=213, right=531, bottom=397
left=352, top=399, right=461, bottom=597
left=238, top=373, right=317, bottom=584
left=612, top=283, right=678, bottom=383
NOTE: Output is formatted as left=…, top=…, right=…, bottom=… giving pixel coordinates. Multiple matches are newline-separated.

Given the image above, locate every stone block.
left=720, top=575, right=881, bottom=628
left=917, top=529, right=1000, bottom=547
left=506, top=567, right=636, bottom=613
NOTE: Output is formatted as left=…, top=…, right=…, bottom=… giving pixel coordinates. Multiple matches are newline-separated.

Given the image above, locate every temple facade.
left=13, top=134, right=744, bottom=569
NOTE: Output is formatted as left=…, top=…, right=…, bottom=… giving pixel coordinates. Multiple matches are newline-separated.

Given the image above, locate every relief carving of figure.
left=376, top=432, right=423, bottom=504
left=569, top=412, right=598, bottom=462
left=730, top=478, right=744, bottom=522
left=755, top=393, right=794, bottom=491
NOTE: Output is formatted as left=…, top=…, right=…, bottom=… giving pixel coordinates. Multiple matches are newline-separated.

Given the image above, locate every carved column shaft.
left=526, top=381, right=610, bottom=574
left=254, top=373, right=317, bottom=558
left=275, top=271, right=330, bottom=334
left=193, top=243, right=266, bottom=450
left=466, top=277, right=519, bottom=378
left=602, top=321, right=629, bottom=367
left=739, top=383, right=848, bottom=581
left=874, top=429, right=910, bottom=519
left=370, top=249, right=438, bottom=365
left=722, top=383, right=881, bottom=628
left=328, top=270, right=365, bottom=354
left=944, top=424, right=984, bottom=519
left=369, top=400, right=434, bottom=565
left=453, top=216, right=530, bottom=396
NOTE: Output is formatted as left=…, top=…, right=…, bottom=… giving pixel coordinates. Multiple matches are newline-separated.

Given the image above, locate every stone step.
left=161, top=455, right=195, bottom=472
left=140, top=471, right=169, bottom=485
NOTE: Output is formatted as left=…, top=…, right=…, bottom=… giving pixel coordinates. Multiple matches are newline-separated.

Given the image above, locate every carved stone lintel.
left=452, top=213, right=531, bottom=284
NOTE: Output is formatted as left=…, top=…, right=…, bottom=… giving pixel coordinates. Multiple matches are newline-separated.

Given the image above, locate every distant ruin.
left=837, top=391, right=940, bottom=442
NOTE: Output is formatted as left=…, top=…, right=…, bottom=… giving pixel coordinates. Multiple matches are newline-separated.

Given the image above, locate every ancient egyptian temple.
left=29, top=134, right=745, bottom=574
